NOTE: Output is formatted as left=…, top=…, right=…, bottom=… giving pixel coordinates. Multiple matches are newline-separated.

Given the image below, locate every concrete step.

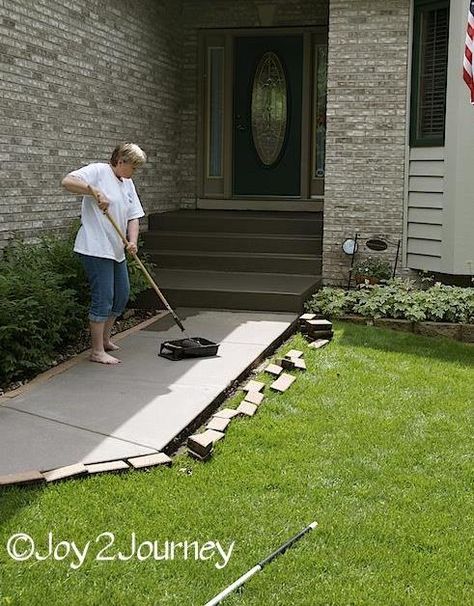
left=141, top=230, right=322, bottom=255
left=140, top=210, right=324, bottom=312
left=149, top=210, right=322, bottom=235
left=147, top=249, right=322, bottom=275
left=138, top=269, right=321, bottom=312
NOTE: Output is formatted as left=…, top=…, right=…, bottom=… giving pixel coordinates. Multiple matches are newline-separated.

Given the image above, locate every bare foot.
left=89, top=352, right=121, bottom=365
left=104, top=341, right=120, bottom=352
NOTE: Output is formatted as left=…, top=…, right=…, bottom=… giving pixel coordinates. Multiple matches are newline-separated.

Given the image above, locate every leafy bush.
left=0, top=267, right=82, bottom=384
left=0, top=225, right=153, bottom=387
left=352, top=256, right=392, bottom=282
left=2, top=226, right=90, bottom=311
left=304, top=287, right=360, bottom=319
left=306, top=279, right=474, bottom=324
left=128, top=255, right=152, bottom=302
left=352, top=279, right=426, bottom=321
left=421, top=282, right=474, bottom=323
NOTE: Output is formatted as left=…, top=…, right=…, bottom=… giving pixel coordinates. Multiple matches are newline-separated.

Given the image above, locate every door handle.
left=235, top=114, right=248, bottom=131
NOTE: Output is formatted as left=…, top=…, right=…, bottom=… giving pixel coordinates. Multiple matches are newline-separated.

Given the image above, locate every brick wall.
left=1, top=0, right=411, bottom=288
left=180, top=0, right=329, bottom=209
left=323, top=0, right=410, bottom=285
left=0, top=0, right=183, bottom=251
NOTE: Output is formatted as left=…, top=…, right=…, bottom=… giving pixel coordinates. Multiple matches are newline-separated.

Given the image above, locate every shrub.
left=306, top=279, right=474, bottom=324
left=421, top=282, right=474, bottom=323
left=0, top=266, right=83, bottom=385
left=0, top=225, right=153, bottom=387
left=304, top=287, right=361, bottom=319
left=352, top=256, right=392, bottom=283
left=352, top=279, right=427, bottom=321
left=128, top=254, right=152, bottom=302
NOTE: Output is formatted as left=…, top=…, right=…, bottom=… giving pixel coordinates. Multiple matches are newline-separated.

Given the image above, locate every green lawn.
left=0, top=323, right=473, bottom=606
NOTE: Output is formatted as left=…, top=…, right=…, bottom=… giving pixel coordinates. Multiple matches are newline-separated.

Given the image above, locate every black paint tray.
left=159, top=337, right=219, bottom=361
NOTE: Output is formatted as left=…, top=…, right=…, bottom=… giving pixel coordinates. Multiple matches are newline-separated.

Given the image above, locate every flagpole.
left=463, top=0, right=474, bottom=103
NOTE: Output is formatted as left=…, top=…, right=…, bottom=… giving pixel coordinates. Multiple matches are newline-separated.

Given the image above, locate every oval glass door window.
left=251, top=51, right=288, bottom=167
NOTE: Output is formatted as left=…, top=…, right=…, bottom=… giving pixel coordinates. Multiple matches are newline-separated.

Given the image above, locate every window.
left=207, top=47, right=224, bottom=178
left=313, top=43, right=327, bottom=180
left=311, top=36, right=328, bottom=197
left=410, top=0, right=449, bottom=147
left=200, top=33, right=227, bottom=197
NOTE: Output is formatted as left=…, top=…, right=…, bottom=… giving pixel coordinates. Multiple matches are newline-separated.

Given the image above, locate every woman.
left=62, top=143, right=147, bottom=365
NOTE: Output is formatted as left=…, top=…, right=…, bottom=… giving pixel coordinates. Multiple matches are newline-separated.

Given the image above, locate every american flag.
left=464, top=0, right=474, bottom=103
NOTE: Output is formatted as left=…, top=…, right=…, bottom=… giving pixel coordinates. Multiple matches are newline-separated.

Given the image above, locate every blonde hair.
left=110, top=143, right=147, bottom=167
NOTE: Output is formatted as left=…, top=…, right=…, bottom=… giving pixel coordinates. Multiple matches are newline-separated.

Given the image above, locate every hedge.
left=0, top=225, right=150, bottom=387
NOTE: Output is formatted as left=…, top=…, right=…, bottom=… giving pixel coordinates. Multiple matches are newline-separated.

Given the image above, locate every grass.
left=0, top=322, right=473, bottom=605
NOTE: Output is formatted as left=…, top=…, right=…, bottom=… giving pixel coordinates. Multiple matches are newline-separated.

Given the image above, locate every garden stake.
left=86, top=186, right=187, bottom=333
left=203, top=521, right=318, bottom=606
left=346, top=232, right=359, bottom=290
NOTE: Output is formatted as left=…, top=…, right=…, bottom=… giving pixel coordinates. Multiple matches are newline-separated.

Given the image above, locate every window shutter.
left=411, top=1, right=450, bottom=147
left=419, top=7, right=449, bottom=139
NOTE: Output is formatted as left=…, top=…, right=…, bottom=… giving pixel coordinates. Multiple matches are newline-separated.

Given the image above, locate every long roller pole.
left=87, top=186, right=186, bottom=332
left=203, top=521, right=318, bottom=606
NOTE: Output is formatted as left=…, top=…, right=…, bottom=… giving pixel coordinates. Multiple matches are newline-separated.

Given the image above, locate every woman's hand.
left=126, top=242, right=138, bottom=255
left=94, top=190, right=110, bottom=213
left=127, top=219, right=140, bottom=256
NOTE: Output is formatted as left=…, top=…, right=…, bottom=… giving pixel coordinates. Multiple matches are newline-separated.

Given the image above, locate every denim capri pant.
left=78, top=254, right=130, bottom=322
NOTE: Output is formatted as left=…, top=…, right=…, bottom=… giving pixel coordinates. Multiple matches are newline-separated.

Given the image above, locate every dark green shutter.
left=410, top=1, right=449, bottom=147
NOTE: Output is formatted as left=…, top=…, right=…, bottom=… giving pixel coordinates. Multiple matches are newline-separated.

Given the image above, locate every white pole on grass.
left=203, top=521, right=318, bottom=606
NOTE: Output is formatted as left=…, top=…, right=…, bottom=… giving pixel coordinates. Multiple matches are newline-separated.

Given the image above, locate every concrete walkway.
left=0, top=308, right=297, bottom=477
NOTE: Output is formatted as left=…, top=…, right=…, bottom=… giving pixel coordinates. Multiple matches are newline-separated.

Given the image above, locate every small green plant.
left=353, top=256, right=392, bottom=283
left=306, top=279, right=474, bottom=323
left=421, top=282, right=474, bottom=323
left=304, top=287, right=361, bottom=318
left=352, top=279, right=426, bottom=321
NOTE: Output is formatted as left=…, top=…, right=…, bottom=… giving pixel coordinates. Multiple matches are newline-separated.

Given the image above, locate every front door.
left=233, top=35, right=303, bottom=197
left=199, top=28, right=327, bottom=207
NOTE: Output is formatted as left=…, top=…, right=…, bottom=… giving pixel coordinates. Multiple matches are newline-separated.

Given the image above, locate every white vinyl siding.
left=406, top=146, right=444, bottom=268
left=405, top=1, right=474, bottom=276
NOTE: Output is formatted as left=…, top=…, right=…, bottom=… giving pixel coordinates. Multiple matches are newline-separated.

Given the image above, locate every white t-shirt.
left=70, top=162, right=145, bottom=262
